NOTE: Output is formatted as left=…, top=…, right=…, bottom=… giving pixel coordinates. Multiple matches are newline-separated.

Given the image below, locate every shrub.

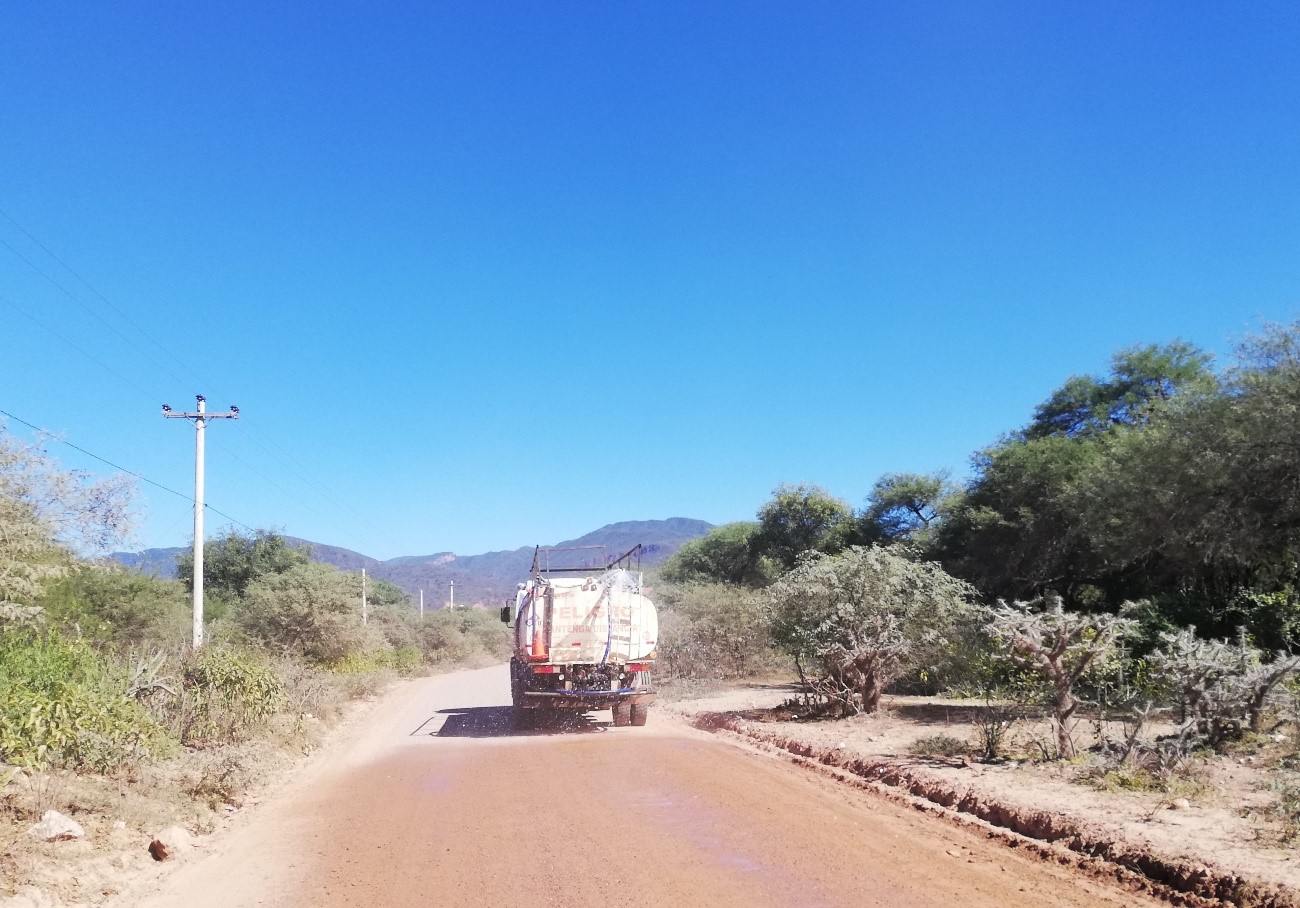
left=171, top=647, right=285, bottom=746
left=986, top=596, right=1136, bottom=758
left=769, top=546, right=974, bottom=716
left=337, top=668, right=394, bottom=699
left=974, top=691, right=1021, bottom=762
left=418, top=608, right=511, bottom=666
left=237, top=563, right=366, bottom=662
left=274, top=658, right=344, bottom=722
left=329, top=646, right=423, bottom=677
left=186, top=746, right=260, bottom=808
left=0, top=629, right=173, bottom=771
left=657, top=582, right=784, bottom=680
left=38, top=566, right=186, bottom=647
left=909, top=734, right=969, bottom=758
left=1264, top=778, right=1300, bottom=842
left=1150, top=627, right=1300, bottom=749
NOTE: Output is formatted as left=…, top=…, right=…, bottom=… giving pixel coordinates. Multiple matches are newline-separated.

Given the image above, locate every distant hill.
left=109, top=518, right=713, bottom=607
left=110, top=547, right=188, bottom=578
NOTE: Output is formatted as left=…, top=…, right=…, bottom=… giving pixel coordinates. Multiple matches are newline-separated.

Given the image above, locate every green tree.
left=860, top=471, right=959, bottom=546
left=1026, top=341, right=1213, bottom=439
left=768, top=546, right=973, bottom=715
left=936, top=434, right=1108, bottom=603
left=661, top=522, right=775, bottom=586
left=934, top=342, right=1214, bottom=607
left=177, top=530, right=309, bottom=601
left=1061, top=323, right=1300, bottom=645
left=754, top=483, right=852, bottom=571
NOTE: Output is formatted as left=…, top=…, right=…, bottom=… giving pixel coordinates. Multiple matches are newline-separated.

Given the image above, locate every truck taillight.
left=626, top=662, right=652, bottom=672
left=531, top=664, right=561, bottom=674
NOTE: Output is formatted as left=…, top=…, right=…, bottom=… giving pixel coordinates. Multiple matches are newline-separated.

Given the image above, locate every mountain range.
left=110, top=517, right=713, bottom=607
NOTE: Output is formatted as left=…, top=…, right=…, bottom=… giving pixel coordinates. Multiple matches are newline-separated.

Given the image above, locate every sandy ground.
left=112, top=665, right=1160, bottom=908
left=667, top=683, right=1300, bottom=897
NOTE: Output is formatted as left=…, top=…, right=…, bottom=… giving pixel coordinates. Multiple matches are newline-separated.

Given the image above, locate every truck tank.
left=502, top=547, right=658, bottom=728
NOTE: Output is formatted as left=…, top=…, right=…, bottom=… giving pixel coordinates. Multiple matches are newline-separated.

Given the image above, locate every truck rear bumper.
left=519, top=690, right=656, bottom=711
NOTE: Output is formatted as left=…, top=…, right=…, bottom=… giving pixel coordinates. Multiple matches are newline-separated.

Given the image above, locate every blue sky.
left=2, top=2, right=1297, bottom=559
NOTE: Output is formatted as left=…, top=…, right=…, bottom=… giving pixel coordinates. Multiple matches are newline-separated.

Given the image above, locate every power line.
left=0, top=205, right=197, bottom=386
left=0, top=234, right=192, bottom=390
left=0, top=292, right=158, bottom=401
left=0, top=406, right=255, bottom=533
left=0, top=205, right=384, bottom=545
left=241, top=423, right=373, bottom=525
left=1, top=290, right=325, bottom=520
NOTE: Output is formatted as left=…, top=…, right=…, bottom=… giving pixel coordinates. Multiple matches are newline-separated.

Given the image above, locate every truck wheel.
left=612, top=703, right=631, bottom=727
left=630, top=703, right=649, bottom=726
left=513, top=708, right=535, bottom=731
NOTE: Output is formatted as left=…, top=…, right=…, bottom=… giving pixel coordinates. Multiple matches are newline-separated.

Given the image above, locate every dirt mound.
left=692, top=711, right=1300, bottom=908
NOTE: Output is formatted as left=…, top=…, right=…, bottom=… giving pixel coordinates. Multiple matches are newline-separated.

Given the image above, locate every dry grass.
left=0, top=661, right=386, bottom=903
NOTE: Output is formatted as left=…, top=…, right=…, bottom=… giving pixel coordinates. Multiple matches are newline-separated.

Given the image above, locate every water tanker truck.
left=500, top=545, right=657, bottom=728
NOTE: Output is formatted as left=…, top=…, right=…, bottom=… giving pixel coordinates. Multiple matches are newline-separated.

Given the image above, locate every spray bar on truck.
left=529, top=543, right=644, bottom=576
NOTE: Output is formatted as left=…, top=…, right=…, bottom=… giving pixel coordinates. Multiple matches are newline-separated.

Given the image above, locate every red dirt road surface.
left=129, top=666, right=1159, bottom=908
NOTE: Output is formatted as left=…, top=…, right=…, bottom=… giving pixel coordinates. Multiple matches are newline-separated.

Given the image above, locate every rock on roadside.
left=27, top=810, right=84, bottom=842
left=148, top=825, right=193, bottom=861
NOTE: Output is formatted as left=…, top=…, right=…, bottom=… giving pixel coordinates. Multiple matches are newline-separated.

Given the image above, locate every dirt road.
left=131, top=665, right=1157, bottom=908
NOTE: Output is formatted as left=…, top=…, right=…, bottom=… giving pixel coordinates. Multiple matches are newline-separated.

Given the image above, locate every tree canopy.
left=177, top=530, right=310, bottom=601
left=661, top=522, right=774, bottom=586
left=754, top=483, right=853, bottom=571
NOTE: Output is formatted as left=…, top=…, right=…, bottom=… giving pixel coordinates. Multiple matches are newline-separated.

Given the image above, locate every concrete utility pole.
left=449, top=579, right=455, bottom=610
left=419, top=588, right=424, bottom=618
left=163, top=395, right=239, bottom=649
left=361, top=567, right=368, bottom=625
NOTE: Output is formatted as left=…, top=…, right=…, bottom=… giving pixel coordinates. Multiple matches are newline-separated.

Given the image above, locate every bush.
left=274, top=658, right=344, bottom=722
left=1263, top=778, right=1300, bottom=842
left=237, top=563, right=366, bottom=662
left=38, top=566, right=186, bottom=647
left=169, top=647, right=285, bottom=746
left=973, top=691, right=1022, bottom=762
left=770, top=546, right=974, bottom=716
left=908, top=734, right=969, bottom=758
left=1150, top=627, right=1300, bottom=749
left=418, top=608, right=512, bottom=666
left=656, top=583, right=784, bottom=680
left=186, top=746, right=260, bottom=808
left=0, top=629, right=173, bottom=771
left=329, top=646, right=423, bottom=677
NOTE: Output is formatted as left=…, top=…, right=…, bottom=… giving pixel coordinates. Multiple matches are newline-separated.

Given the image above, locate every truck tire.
left=612, top=703, right=631, bottom=727
left=630, top=703, right=649, bottom=726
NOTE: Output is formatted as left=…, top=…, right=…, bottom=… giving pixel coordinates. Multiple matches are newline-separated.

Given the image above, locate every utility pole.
left=361, top=567, right=368, bottom=625
left=419, top=588, right=424, bottom=618
left=449, top=579, right=455, bottom=610
left=163, top=395, right=239, bottom=649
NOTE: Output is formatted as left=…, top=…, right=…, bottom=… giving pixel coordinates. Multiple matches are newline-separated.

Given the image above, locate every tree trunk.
left=1248, top=685, right=1272, bottom=733
left=1054, top=678, right=1076, bottom=759
left=861, top=670, right=883, bottom=714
